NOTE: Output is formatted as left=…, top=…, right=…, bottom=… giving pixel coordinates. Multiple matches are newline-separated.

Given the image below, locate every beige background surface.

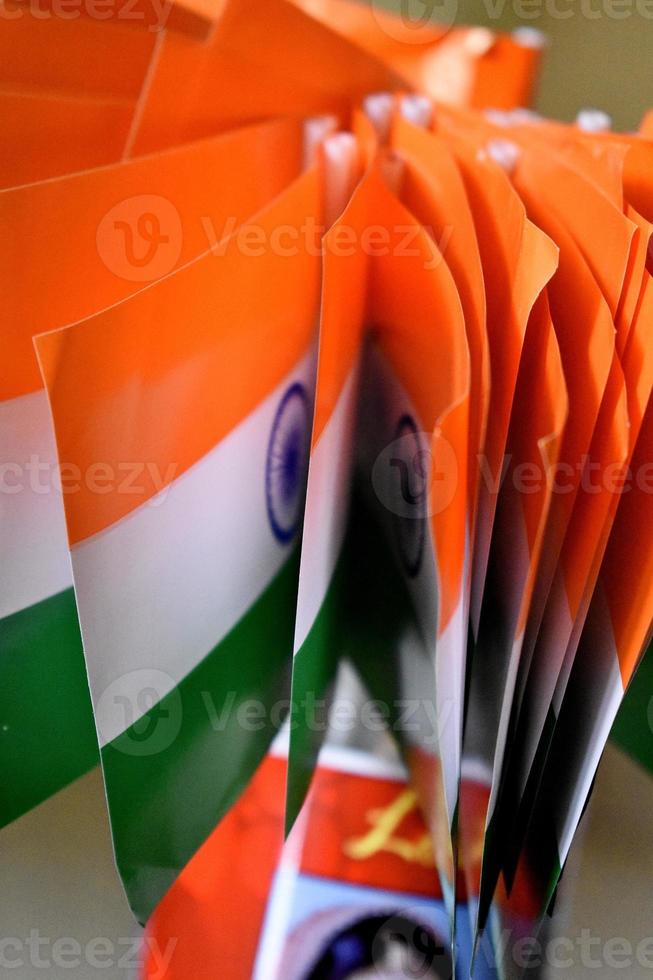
left=544, top=744, right=653, bottom=978
left=378, top=0, right=653, bottom=130
left=462, top=0, right=651, bottom=130
left=0, top=768, right=141, bottom=980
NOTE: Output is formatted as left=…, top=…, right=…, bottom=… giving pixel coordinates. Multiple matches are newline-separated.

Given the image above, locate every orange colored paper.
left=3, top=116, right=305, bottom=400
left=131, top=0, right=404, bottom=154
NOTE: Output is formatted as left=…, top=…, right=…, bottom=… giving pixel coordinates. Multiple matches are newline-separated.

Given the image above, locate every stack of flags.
left=2, top=0, right=653, bottom=976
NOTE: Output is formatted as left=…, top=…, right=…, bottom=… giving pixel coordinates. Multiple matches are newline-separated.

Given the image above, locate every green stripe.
left=0, top=587, right=98, bottom=827
left=285, top=557, right=348, bottom=835
left=285, top=494, right=421, bottom=835
left=610, top=640, right=653, bottom=772
left=101, top=549, right=300, bottom=924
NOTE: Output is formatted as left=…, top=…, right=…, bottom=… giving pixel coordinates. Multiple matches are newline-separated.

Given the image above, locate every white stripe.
left=487, top=630, right=524, bottom=817
left=553, top=585, right=591, bottom=714
left=252, top=813, right=307, bottom=980
left=73, top=348, right=316, bottom=746
left=470, top=491, right=493, bottom=639
left=436, top=592, right=465, bottom=826
left=555, top=591, right=624, bottom=863
left=270, top=733, right=407, bottom=780
left=460, top=756, right=492, bottom=787
left=317, top=744, right=407, bottom=782
left=515, top=572, right=574, bottom=798
left=464, top=499, right=530, bottom=821
left=557, top=665, right=622, bottom=863
left=293, top=360, right=360, bottom=652
left=0, top=389, right=72, bottom=620
left=486, top=506, right=531, bottom=816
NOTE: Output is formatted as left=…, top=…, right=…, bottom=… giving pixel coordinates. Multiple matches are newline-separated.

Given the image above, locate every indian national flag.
left=35, top=164, right=323, bottom=922
left=286, top=162, right=470, bottom=923
left=498, top=394, right=653, bottom=952
left=0, top=367, right=96, bottom=828
left=0, top=116, right=307, bottom=832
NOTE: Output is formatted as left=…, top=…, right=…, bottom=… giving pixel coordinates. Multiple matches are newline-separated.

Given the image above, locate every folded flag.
left=3, top=3, right=653, bottom=974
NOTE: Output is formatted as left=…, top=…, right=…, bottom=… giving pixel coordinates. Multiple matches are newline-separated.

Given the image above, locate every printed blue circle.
left=266, top=382, right=310, bottom=544
left=392, top=413, right=426, bottom=578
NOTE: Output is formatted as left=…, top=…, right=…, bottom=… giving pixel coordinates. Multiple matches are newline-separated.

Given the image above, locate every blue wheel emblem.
left=266, top=382, right=310, bottom=544
left=391, top=413, right=426, bottom=578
